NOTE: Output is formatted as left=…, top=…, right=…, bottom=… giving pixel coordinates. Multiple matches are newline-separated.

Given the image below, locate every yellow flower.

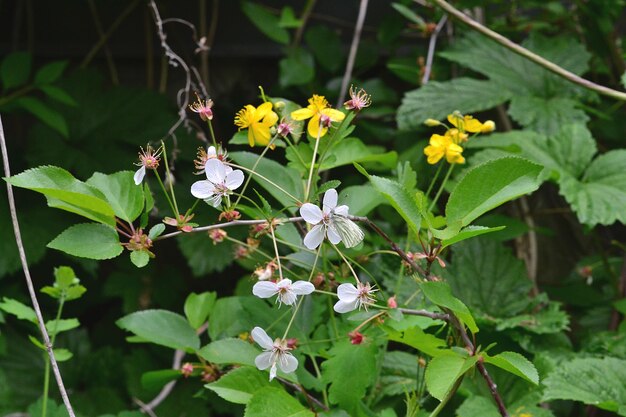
left=446, top=128, right=468, bottom=144
left=291, top=94, right=345, bottom=138
left=424, top=133, right=465, bottom=165
left=447, top=112, right=485, bottom=133
left=234, top=102, right=278, bottom=148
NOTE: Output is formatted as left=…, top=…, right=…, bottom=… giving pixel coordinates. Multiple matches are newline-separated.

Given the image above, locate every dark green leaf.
left=241, top=1, right=289, bottom=44
left=87, top=171, right=144, bottom=222
left=39, top=85, right=77, bottom=106
left=279, top=49, right=315, bottom=87
left=198, top=338, right=257, bottom=367
left=15, top=96, right=69, bottom=137
left=369, top=176, right=422, bottom=236
left=0, top=52, right=32, bottom=90
left=48, top=223, right=122, bottom=260
left=244, top=387, right=314, bottom=417
left=34, top=61, right=68, bottom=85
left=184, top=292, right=216, bottom=330
left=116, top=309, right=200, bottom=351
left=305, top=26, right=344, bottom=72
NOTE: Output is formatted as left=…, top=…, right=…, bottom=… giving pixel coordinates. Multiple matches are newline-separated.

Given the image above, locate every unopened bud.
left=481, top=120, right=496, bottom=133
left=387, top=296, right=398, bottom=309
left=424, top=118, right=441, bottom=127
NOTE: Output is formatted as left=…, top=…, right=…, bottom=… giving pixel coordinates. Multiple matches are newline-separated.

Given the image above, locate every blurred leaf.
left=278, top=6, right=302, bottom=28
left=397, top=78, right=511, bottom=130
left=46, top=318, right=80, bottom=335
left=425, top=354, right=477, bottom=401
left=184, top=291, right=216, bottom=330
left=305, top=26, right=344, bottom=72
left=391, top=3, right=425, bottom=26
left=129, top=251, right=149, bottom=268
left=543, top=356, right=626, bottom=414
left=241, top=1, right=289, bottom=44
left=198, top=338, right=257, bottom=367
left=206, top=366, right=277, bottom=404
left=116, top=309, right=200, bottom=351
left=0, top=52, right=32, bottom=90
left=140, top=369, right=180, bottom=391
left=15, top=96, right=69, bottom=137
left=178, top=232, right=234, bottom=277
left=244, top=387, right=314, bottom=417
left=39, top=85, right=77, bottom=106
left=508, top=96, right=589, bottom=135
left=52, top=348, right=73, bottom=362
left=482, top=351, right=538, bottom=385
left=87, top=171, right=144, bottom=222
left=378, top=351, right=419, bottom=399
left=0, top=298, right=37, bottom=323
left=386, top=57, right=421, bottom=85
left=279, top=49, right=315, bottom=87
left=34, top=61, right=68, bottom=85
left=48, top=223, right=122, bottom=260
left=208, top=296, right=275, bottom=340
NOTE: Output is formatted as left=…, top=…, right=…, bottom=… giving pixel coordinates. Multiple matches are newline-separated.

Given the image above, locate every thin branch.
left=337, top=0, right=369, bottom=107
left=154, top=217, right=304, bottom=241
left=279, top=378, right=329, bottom=412
left=0, top=116, right=76, bottom=417
left=86, top=0, right=120, bottom=85
left=399, top=308, right=449, bottom=321
left=429, top=0, right=626, bottom=101
left=421, top=15, right=447, bottom=84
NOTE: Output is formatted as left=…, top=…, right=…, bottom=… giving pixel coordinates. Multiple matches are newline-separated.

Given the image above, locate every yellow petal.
left=263, top=110, right=279, bottom=126
left=447, top=113, right=463, bottom=128
left=321, top=108, right=346, bottom=122
left=291, top=108, right=314, bottom=121
left=307, top=115, right=321, bottom=138
left=463, top=117, right=484, bottom=133
left=251, top=123, right=270, bottom=146
left=255, top=102, right=274, bottom=122
left=247, top=128, right=255, bottom=147
left=424, top=145, right=443, bottom=165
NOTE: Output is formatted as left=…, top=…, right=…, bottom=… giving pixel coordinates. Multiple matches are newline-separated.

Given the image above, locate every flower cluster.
left=423, top=111, right=495, bottom=165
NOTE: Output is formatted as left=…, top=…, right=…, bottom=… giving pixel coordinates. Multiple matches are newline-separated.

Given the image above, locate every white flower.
left=333, top=282, right=377, bottom=313
left=253, top=278, right=315, bottom=306
left=251, top=326, right=298, bottom=381
left=190, top=159, right=244, bottom=207
left=299, top=189, right=364, bottom=250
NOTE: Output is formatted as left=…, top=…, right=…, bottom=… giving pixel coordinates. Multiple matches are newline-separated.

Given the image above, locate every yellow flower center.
left=234, top=105, right=255, bottom=129
left=307, top=95, right=329, bottom=113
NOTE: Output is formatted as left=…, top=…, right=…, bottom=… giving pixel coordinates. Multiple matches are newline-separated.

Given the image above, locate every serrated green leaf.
left=178, top=232, right=234, bottom=276
left=198, top=338, right=258, bottom=367
left=322, top=341, right=378, bottom=413
left=241, top=1, right=289, bottom=44
left=0, top=298, right=37, bottom=323
left=87, top=171, right=144, bottom=222
left=206, top=366, right=277, bottom=404
left=6, top=165, right=116, bottom=225
left=508, top=96, right=589, bottom=135
left=48, top=223, right=122, bottom=260
left=34, top=61, right=68, bottom=85
left=397, top=78, right=512, bottom=130
left=446, top=157, right=543, bottom=228
left=317, top=180, right=341, bottom=197
left=444, top=238, right=533, bottom=318
left=319, top=138, right=397, bottom=171
left=425, top=354, right=477, bottom=401
left=369, top=176, right=422, bottom=236
left=130, top=251, right=149, bottom=268
left=483, top=351, right=538, bottom=385
left=543, top=357, right=626, bottom=414
left=421, top=281, right=478, bottom=333
left=244, top=387, right=314, bottom=417
left=279, top=49, right=315, bottom=87
left=15, top=96, right=69, bottom=137
left=0, top=52, right=31, bottom=90
left=116, top=309, right=200, bottom=351
left=184, top=292, right=216, bottom=330
left=305, top=25, right=344, bottom=72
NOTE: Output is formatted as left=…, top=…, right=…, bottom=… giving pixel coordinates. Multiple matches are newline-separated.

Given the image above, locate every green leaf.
left=0, top=297, right=37, bottom=323
left=421, top=281, right=478, bottom=333
left=15, top=96, right=69, bottom=137
left=140, top=369, right=180, bottom=391
left=444, top=238, right=533, bottom=318
left=34, top=61, right=68, bottom=85
left=425, top=354, right=478, bottom=401
left=543, top=356, right=626, bottom=414
left=316, top=180, right=341, bottom=197
left=45, top=318, right=80, bottom=335
left=198, top=338, right=258, bottom=367
left=178, top=232, right=234, bottom=277
left=148, top=223, right=165, bottom=240
left=384, top=325, right=448, bottom=357
left=184, top=292, right=216, bottom=330
left=206, top=366, right=277, bottom=404
left=87, top=171, right=144, bottom=222
left=241, top=1, right=289, bottom=44
left=54, top=266, right=77, bottom=288
left=278, top=7, right=302, bottom=28
left=39, top=85, right=77, bottom=106
left=53, top=348, right=73, bottom=362
left=560, top=149, right=626, bottom=226
left=440, top=225, right=505, bottom=249
left=397, top=78, right=512, bottom=130
left=116, top=309, right=200, bottom=351
left=244, top=387, right=314, bottom=417
left=446, top=157, right=543, bottom=228
left=229, top=151, right=303, bottom=211
left=322, top=341, right=378, bottom=413
left=378, top=351, right=420, bottom=399
left=0, top=51, right=31, bottom=90
left=508, top=96, right=589, bottom=135
left=320, top=138, right=398, bottom=171
left=391, top=3, right=425, bottom=25
left=339, top=185, right=385, bottom=216
left=48, top=223, right=122, bottom=260
left=129, top=251, right=149, bottom=268
left=6, top=165, right=116, bottom=226
left=369, top=176, right=422, bottom=236
left=305, top=25, right=344, bottom=72
left=279, top=49, right=315, bottom=87
left=483, top=351, right=538, bottom=385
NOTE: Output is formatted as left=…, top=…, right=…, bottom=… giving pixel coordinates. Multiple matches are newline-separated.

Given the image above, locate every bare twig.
left=86, top=0, right=120, bottom=85
left=0, top=116, right=76, bottom=417
left=421, top=15, right=447, bottom=85
left=337, top=0, right=369, bottom=107
left=399, top=308, right=449, bottom=321
left=428, top=0, right=626, bottom=101
left=292, top=0, right=317, bottom=47
left=279, top=378, right=329, bottom=411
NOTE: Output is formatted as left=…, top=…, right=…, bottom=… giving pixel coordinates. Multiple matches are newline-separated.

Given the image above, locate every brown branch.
left=278, top=378, right=329, bottom=412
left=421, top=15, right=447, bottom=84
left=85, top=0, right=121, bottom=85
left=399, top=308, right=449, bottom=321
left=0, top=116, right=76, bottom=417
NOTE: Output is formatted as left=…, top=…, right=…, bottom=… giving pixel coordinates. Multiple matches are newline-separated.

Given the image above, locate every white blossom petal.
left=133, top=166, right=146, bottom=185
left=225, top=169, right=244, bottom=190
left=303, top=224, right=325, bottom=249
left=254, top=351, right=274, bottom=370
left=327, top=224, right=342, bottom=244
left=290, top=281, right=315, bottom=295
left=333, top=298, right=360, bottom=313
left=191, top=180, right=216, bottom=199
left=252, top=281, right=279, bottom=299
left=269, top=363, right=278, bottom=381
left=205, top=158, right=226, bottom=183
left=279, top=291, right=298, bottom=305
left=334, top=205, right=349, bottom=216
left=278, top=352, right=299, bottom=374
left=224, top=165, right=233, bottom=175
left=207, top=194, right=222, bottom=208
left=207, top=146, right=216, bottom=157
left=323, top=189, right=338, bottom=213
left=251, top=327, right=274, bottom=350
left=300, top=203, right=323, bottom=224
left=337, top=283, right=359, bottom=302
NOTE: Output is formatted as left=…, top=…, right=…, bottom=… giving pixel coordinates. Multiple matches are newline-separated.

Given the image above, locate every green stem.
left=160, top=141, right=180, bottom=216
left=234, top=135, right=277, bottom=208
left=282, top=249, right=320, bottom=339
left=42, top=296, right=66, bottom=417
left=428, top=164, right=455, bottom=212
left=282, top=134, right=308, bottom=168
left=154, top=170, right=178, bottom=216
left=207, top=120, right=218, bottom=149
left=428, top=375, right=464, bottom=417
left=425, top=162, right=444, bottom=199
left=304, top=128, right=323, bottom=202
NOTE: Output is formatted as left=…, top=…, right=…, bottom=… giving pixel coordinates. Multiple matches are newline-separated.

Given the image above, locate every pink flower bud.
left=387, top=296, right=397, bottom=309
